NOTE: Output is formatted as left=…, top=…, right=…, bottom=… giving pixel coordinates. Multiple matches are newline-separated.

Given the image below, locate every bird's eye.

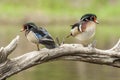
left=26, top=26, right=29, bottom=30
left=90, top=16, right=94, bottom=21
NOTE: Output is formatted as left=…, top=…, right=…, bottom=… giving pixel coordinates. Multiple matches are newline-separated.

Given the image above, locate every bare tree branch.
left=0, top=35, right=19, bottom=64
left=0, top=35, right=120, bottom=80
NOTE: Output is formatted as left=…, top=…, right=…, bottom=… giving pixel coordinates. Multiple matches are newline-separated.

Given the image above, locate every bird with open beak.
left=21, top=22, right=57, bottom=50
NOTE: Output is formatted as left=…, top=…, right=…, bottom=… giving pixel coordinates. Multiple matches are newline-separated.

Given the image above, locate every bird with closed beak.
left=21, top=22, right=57, bottom=50
left=67, top=13, right=99, bottom=46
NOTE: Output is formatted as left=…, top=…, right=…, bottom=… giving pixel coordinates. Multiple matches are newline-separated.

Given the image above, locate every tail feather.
left=45, top=44, right=57, bottom=49
left=66, top=34, right=72, bottom=38
left=40, top=40, right=57, bottom=49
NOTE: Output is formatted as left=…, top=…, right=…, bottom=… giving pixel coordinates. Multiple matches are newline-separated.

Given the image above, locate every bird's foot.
left=88, top=40, right=97, bottom=48
left=37, top=48, right=40, bottom=51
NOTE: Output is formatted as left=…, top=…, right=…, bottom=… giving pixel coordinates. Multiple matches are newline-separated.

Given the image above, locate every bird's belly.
left=75, top=26, right=95, bottom=41
left=27, top=31, right=39, bottom=44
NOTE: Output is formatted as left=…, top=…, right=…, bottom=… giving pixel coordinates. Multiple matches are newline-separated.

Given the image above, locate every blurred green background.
left=0, top=0, right=120, bottom=80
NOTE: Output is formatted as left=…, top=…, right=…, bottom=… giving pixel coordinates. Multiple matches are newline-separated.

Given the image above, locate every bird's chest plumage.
left=74, top=21, right=96, bottom=41
left=26, top=31, right=39, bottom=44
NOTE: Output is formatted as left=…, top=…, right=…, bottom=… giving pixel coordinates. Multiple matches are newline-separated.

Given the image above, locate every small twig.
left=61, top=38, right=65, bottom=45
left=110, top=38, right=120, bottom=52
left=55, top=37, right=60, bottom=46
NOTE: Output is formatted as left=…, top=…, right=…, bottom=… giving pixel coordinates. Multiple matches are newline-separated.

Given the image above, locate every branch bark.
left=0, top=36, right=120, bottom=80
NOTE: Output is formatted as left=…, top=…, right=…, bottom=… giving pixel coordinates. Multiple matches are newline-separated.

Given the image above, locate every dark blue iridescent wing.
left=35, top=27, right=56, bottom=49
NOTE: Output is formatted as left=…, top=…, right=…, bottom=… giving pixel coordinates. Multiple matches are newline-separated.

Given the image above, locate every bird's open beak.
left=95, top=20, right=99, bottom=24
left=20, top=28, right=25, bottom=32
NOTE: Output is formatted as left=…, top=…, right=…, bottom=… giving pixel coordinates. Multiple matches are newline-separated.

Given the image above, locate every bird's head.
left=21, top=22, right=37, bottom=32
left=80, top=13, right=99, bottom=24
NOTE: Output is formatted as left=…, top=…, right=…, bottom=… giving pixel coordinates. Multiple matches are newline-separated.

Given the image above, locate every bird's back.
left=33, top=27, right=57, bottom=49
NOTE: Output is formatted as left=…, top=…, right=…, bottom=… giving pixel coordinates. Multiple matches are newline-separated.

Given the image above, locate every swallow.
left=67, top=13, right=99, bottom=45
left=21, top=22, right=57, bottom=50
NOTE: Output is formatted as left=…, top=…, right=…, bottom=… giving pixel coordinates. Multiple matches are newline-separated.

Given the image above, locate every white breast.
left=75, top=22, right=96, bottom=41
left=27, top=31, right=39, bottom=44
